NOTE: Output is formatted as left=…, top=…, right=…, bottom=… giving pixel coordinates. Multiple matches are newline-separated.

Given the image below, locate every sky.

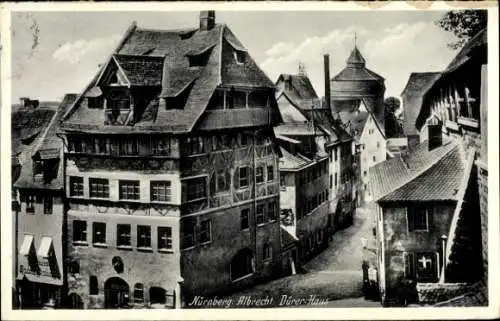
left=11, top=10, right=459, bottom=102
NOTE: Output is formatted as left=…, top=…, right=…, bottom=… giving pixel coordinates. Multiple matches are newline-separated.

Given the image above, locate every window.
left=134, top=283, right=144, bottom=303
left=404, top=252, right=438, bottom=282
left=92, top=222, right=106, bottom=245
left=184, top=177, right=207, bottom=202
left=280, top=174, right=285, bottom=188
left=364, top=171, right=367, bottom=177
left=241, top=209, right=249, bottom=230
left=267, top=166, right=274, bottom=182
left=151, top=137, right=171, bottom=155
left=407, top=205, right=431, bottom=232
left=216, top=169, right=229, bottom=193
left=26, top=193, right=35, bottom=213
left=334, top=173, right=338, bottom=186
left=89, top=178, right=109, bottom=199
left=234, top=50, right=246, bottom=64
left=73, top=220, right=87, bottom=243
left=119, top=180, right=140, bottom=200
left=188, top=50, right=212, bottom=67
left=263, top=243, right=272, bottom=261
left=267, top=201, right=276, bottom=221
left=329, top=175, right=333, bottom=189
left=185, top=136, right=204, bottom=155
left=117, top=224, right=131, bottom=247
left=158, top=227, right=173, bottom=251
left=137, top=225, right=151, bottom=248
left=334, top=148, right=338, bottom=161
left=69, top=177, right=84, bottom=197
left=373, top=156, right=376, bottom=162
left=227, top=88, right=246, bottom=109
left=199, top=220, right=212, bottom=243
left=239, top=167, right=249, bottom=188
left=256, top=204, right=265, bottom=225
left=231, top=249, right=254, bottom=280
left=69, top=260, right=80, bottom=274
left=182, top=219, right=195, bottom=249
left=107, top=90, right=130, bottom=110
left=89, top=276, right=98, bottom=295
left=377, top=141, right=381, bottom=149
left=240, top=134, right=248, bottom=146
left=151, top=181, right=172, bottom=202
left=120, top=138, right=138, bottom=156
left=256, top=167, right=264, bottom=183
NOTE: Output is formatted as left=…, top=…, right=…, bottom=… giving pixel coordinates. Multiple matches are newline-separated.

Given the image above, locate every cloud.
left=258, top=21, right=456, bottom=98
left=52, top=34, right=121, bottom=64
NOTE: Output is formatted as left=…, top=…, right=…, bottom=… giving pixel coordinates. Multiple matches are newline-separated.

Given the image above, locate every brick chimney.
left=199, top=11, right=215, bottom=31
left=324, top=54, right=331, bottom=113
left=428, top=123, right=443, bottom=151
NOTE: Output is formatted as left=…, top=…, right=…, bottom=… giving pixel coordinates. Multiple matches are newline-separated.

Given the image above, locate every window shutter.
left=407, top=207, right=415, bottom=232
left=233, top=167, right=240, bottom=190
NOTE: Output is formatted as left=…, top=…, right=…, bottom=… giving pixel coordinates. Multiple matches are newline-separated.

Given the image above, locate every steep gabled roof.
left=371, top=139, right=469, bottom=202
left=277, top=73, right=318, bottom=102
left=279, top=146, right=313, bottom=171
left=61, top=21, right=276, bottom=134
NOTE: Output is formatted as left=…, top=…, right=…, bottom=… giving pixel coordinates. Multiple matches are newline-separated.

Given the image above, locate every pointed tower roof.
left=347, top=46, right=366, bottom=67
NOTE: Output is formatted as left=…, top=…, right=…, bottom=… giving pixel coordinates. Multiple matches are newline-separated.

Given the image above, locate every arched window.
left=89, top=276, right=98, bottom=295
left=149, top=286, right=166, bottom=305
left=133, top=283, right=144, bottom=304
left=231, top=248, right=254, bottom=281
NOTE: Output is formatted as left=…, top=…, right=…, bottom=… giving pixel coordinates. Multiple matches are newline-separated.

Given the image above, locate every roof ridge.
left=378, top=141, right=459, bottom=200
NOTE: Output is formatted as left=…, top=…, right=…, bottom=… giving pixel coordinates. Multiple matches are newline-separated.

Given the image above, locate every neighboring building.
left=400, top=72, right=441, bottom=141
left=13, top=94, right=78, bottom=309
left=337, top=98, right=386, bottom=205
left=414, top=28, right=488, bottom=306
left=330, top=44, right=386, bottom=127
left=371, top=135, right=483, bottom=306
left=58, top=11, right=283, bottom=309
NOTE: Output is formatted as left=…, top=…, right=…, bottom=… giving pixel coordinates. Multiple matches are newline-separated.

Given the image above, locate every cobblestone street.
left=219, top=206, right=380, bottom=308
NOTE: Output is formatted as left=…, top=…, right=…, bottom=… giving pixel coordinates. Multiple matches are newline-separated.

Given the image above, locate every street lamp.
left=440, top=234, right=448, bottom=283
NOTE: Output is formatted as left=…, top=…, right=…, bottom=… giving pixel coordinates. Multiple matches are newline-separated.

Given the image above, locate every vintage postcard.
left=1, top=1, right=498, bottom=320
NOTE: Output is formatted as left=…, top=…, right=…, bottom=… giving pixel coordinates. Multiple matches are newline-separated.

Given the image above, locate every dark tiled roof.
left=434, top=281, right=488, bottom=307
left=277, top=73, right=318, bottom=102
left=445, top=29, right=487, bottom=74
left=274, top=123, right=327, bottom=137
left=279, top=146, right=312, bottom=170
left=371, top=139, right=463, bottom=202
left=401, top=72, right=441, bottom=98
left=113, top=55, right=164, bottom=86
left=332, top=65, right=384, bottom=82
left=62, top=22, right=276, bottom=134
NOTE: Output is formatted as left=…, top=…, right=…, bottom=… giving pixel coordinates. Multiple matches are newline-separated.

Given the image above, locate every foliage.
left=384, top=97, right=404, bottom=138
left=436, top=10, right=487, bottom=50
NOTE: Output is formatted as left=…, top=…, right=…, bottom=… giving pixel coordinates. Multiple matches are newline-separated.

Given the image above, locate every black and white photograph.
left=1, top=1, right=498, bottom=318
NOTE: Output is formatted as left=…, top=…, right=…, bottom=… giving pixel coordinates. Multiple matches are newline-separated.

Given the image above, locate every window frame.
left=239, top=167, right=249, bottom=188
left=137, top=225, right=152, bottom=249
left=117, top=224, right=132, bottom=248
left=267, top=165, right=274, bottom=182
left=150, top=181, right=172, bottom=203
left=26, top=193, right=36, bottom=213
left=256, top=166, right=264, bottom=184
left=92, top=222, right=106, bottom=246
left=407, top=205, right=430, bottom=232
left=256, top=204, right=265, bottom=226
left=184, top=177, right=207, bottom=202
left=73, top=220, right=88, bottom=244
left=69, top=176, right=84, bottom=197
left=157, top=226, right=173, bottom=252
left=119, top=180, right=140, bottom=201
left=263, top=243, right=272, bottom=261
left=241, top=209, right=250, bottom=230
left=199, top=219, right=212, bottom=244
left=89, top=178, right=109, bottom=199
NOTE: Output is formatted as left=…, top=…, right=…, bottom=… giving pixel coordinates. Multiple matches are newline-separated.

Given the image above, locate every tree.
left=384, top=97, right=404, bottom=138
left=437, top=10, right=487, bottom=50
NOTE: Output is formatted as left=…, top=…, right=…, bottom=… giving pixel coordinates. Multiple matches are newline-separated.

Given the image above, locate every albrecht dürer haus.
left=14, top=11, right=289, bottom=309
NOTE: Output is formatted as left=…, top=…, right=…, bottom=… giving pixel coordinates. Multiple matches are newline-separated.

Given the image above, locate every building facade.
left=13, top=94, right=77, bottom=309
left=58, top=11, right=283, bottom=309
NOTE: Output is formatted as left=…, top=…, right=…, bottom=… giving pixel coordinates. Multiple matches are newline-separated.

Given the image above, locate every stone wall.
left=477, top=163, right=488, bottom=284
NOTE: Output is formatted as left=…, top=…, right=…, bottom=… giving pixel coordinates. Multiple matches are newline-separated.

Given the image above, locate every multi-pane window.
left=199, top=220, right=212, bottom=243
left=89, top=178, right=109, bottom=198
left=239, top=167, right=249, bottom=188
left=158, top=227, right=173, bottom=251
left=92, top=222, right=106, bottom=244
left=263, top=243, right=272, bottom=261
left=256, top=204, right=265, bottom=225
left=185, top=136, right=205, bottom=155
left=151, top=137, right=171, bottom=155
left=120, top=138, right=138, bottom=155
left=241, top=209, right=249, bottom=230
left=267, top=201, right=276, bottom=221
left=117, top=224, right=131, bottom=247
left=119, top=180, right=140, bottom=200
left=73, top=220, right=87, bottom=243
left=256, top=167, right=264, bottom=183
left=216, top=169, right=229, bottom=192
left=137, top=225, right=151, bottom=248
left=26, top=193, right=35, bottom=213
left=69, top=176, right=84, bottom=197
left=267, top=166, right=274, bottom=182
left=407, top=205, right=431, bottom=232
left=151, top=181, right=172, bottom=202
left=185, top=177, right=207, bottom=202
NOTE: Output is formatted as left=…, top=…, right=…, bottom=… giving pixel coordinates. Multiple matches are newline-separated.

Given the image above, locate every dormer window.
left=234, top=50, right=246, bottom=64
left=107, top=90, right=130, bottom=110
left=188, top=47, right=213, bottom=68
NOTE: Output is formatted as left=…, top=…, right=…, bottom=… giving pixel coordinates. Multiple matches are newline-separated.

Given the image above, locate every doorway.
left=104, top=277, right=130, bottom=309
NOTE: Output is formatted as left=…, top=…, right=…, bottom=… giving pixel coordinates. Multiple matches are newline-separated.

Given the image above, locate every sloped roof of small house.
left=276, top=73, right=318, bottom=108
left=279, top=146, right=313, bottom=171
left=400, top=72, right=441, bottom=98
left=15, top=94, right=77, bottom=190
left=60, top=21, right=276, bottom=134
left=371, top=139, right=470, bottom=202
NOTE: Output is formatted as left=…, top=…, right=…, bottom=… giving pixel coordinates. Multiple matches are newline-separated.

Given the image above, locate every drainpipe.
left=440, top=234, right=447, bottom=283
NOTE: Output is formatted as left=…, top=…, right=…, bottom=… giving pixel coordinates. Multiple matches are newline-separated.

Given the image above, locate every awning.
left=37, top=237, right=53, bottom=258
left=20, top=235, right=34, bottom=256
left=85, top=86, right=103, bottom=98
